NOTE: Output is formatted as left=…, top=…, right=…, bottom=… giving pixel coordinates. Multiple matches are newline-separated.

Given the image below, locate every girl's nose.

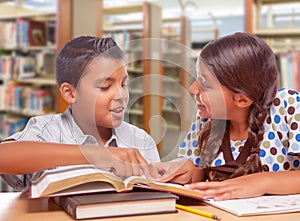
left=189, top=80, right=201, bottom=96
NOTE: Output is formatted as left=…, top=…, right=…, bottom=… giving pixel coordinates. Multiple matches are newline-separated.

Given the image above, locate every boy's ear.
left=59, top=82, right=76, bottom=104
left=233, top=93, right=253, bottom=108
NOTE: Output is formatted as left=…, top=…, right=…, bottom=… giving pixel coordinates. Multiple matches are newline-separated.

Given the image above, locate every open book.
left=29, top=165, right=203, bottom=200
left=206, top=194, right=300, bottom=216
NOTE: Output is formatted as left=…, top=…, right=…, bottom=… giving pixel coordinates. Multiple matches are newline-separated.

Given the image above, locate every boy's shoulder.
left=27, top=112, right=64, bottom=126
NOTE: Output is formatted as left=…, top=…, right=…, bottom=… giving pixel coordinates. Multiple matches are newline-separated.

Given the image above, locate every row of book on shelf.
left=0, top=113, right=27, bottom=140
left=0, top=83, right=54, bottom=139
left=276, top=51, right=300, bottom=91
left=0, top=18, right=54, bottom=48
left=0, top=51, right=55, bottom=80
left=1, top=83, right=54, bottom=115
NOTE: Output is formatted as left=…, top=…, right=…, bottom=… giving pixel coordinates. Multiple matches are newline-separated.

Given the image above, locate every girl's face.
left=189, top=61, right=236, bottom=119
left=74, top=57, right=129, bottom=130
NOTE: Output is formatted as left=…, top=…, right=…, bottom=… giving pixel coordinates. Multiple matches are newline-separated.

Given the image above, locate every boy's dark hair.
left=56, top=36, right=124, bottom=88
left=198, top=32, right=278, bottom=181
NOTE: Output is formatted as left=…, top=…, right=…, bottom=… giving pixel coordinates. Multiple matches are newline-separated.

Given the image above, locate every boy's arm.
left=0, top=141, right=155, bottom=178
left=185, top=170, right=300, bottom=200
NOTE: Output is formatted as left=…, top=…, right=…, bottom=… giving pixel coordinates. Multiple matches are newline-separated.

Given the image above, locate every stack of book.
left=29, top=165, right=203, bottom=220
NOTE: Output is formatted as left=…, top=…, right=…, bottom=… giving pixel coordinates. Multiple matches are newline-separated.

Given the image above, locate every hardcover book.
left=54, top=191, right=179, bottom=220
left=29, top=165, right=203, bottom=200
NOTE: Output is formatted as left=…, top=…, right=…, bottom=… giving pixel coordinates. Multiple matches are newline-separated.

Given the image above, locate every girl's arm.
left=155, top=159, right=206, bottom=184
left=185, top=170, right=300, bottom=200
left=0, top=141, right=155, bottom=178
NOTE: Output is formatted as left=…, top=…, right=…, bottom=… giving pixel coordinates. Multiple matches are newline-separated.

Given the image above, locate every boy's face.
left=74, top=57, right=129, bottom=130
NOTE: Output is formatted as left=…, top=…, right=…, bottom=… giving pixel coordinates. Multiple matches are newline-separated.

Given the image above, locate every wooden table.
left=1, top=192, right=299, bottom=221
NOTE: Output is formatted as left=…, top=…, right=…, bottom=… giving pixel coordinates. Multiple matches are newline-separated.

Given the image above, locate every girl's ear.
left=59, top=82, right=76, bottom=104
left=233, top=93, right=253, bottom=108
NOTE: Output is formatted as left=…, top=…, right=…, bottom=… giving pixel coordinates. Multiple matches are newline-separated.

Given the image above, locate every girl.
left=159, top=32, right=300, bottom=199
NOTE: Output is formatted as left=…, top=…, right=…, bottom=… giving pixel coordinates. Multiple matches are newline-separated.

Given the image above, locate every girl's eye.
left=197, top=78, right=209, bottom=89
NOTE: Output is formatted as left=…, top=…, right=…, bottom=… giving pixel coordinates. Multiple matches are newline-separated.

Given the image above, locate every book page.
left=30, top=165, right=125, bottom=198
left=124, top=177, right=204, bottom=200
left=206, top=194, right=300, bottom=216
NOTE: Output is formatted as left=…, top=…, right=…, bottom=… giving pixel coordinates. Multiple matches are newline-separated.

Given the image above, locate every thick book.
left=54, top=191, right=179, bottom=220
left=205, top=194, right=300, bottom=216
left=29, top=165, right=203, bottom=200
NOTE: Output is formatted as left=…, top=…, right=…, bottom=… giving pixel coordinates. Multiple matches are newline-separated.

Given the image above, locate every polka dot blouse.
left=177, top=88, right=300, bottom=172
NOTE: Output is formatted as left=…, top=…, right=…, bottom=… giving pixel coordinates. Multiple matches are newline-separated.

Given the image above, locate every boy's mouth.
left=110, top=107, right=125, bottom=113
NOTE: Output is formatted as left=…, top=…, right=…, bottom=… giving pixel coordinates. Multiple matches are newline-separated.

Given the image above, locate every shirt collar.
left=62, top=107, right=98, bottom=146
left=63, top=107, right=120, bottom=147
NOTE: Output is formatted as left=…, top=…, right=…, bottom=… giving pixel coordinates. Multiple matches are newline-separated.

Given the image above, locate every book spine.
left=54, top=197, right=78, bottom=219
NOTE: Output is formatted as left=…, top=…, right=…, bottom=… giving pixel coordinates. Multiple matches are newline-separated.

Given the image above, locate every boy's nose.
left=115, top=87, right=128, bottom=100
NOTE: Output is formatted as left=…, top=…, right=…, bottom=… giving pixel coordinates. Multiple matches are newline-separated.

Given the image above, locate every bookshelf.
left=160, top=16, right=196, bottom=160
left=0, top=3, right=56, bottom=140
left=55, top=0, right=102, bottom=113
left=0, top=2, right=56, bottom=192
left=245, top=0, right=300, bottom=91
left=102, top=2, right=163, bottom=150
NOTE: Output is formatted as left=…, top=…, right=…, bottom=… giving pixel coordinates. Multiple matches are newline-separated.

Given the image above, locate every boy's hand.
left=107, top=147, right=161, bottom=179
left=153, top=158, right=196, bottom=184
left=107, top=147, right=147, bottom=164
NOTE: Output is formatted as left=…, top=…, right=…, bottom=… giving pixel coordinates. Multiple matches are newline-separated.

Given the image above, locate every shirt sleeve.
left=284, top=89, right=300, bottom=155
left=115, top=122, right=161, bottom=163
left=177, top=116, right=208, bottom=166
left=6, top=116, right=49, bottom=142
left=141, top=135, right=161, bottom=163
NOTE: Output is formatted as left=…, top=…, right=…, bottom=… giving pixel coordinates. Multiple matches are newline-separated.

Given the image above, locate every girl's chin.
left=198, top=110, right=210, bottom=118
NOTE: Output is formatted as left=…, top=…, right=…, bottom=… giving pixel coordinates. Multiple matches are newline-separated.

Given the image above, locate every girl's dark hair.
left=198, top=32, right=278, bottom=180
left=56, top=36, right=124, bottom=88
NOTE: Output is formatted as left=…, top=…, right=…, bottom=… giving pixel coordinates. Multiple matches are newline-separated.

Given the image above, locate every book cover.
left=205, top=194, right=300, bottom=216
left=29, top=165, right=203, bottom=200
left=29, top=20, right=46, bottom=46
left=54, top=191, right=179, bottom=220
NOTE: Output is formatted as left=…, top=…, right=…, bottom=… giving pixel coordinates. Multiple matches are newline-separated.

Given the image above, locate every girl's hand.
left=185, top=172, right=268, bottom=200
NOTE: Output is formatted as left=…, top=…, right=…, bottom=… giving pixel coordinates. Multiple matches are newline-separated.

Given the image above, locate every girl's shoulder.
left=275, top=88, right=300, bottom=102
left=272, top=88, right=300, bottom=110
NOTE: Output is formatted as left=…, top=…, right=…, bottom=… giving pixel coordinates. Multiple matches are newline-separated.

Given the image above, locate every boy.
left=0, top=36, right=160, bottom=191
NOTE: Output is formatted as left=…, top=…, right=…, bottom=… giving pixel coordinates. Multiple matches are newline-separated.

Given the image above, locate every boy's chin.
left=110, top=119, right=123, bottom=128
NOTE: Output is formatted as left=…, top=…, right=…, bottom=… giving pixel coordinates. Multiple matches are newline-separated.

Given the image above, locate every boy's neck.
left=97, top=127, right=113, bottom=145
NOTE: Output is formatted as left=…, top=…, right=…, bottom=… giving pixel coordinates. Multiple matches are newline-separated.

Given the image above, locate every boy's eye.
left=122, top=82, right=127, bottom=88
left=99, top=86, right=110, bottom=91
